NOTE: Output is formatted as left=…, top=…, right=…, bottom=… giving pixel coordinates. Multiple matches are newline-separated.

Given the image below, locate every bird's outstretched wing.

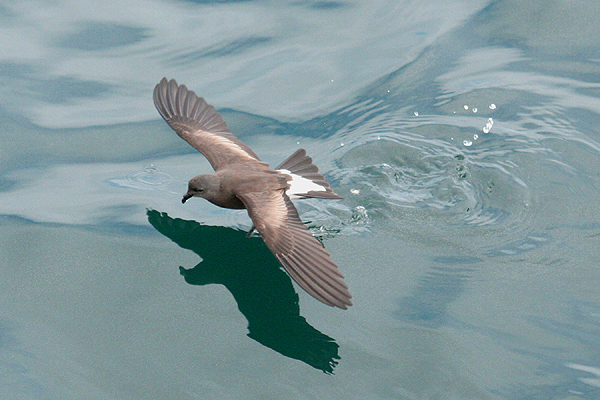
left=237, top=190, right=352, bottom=309
left=153, top=78, right=265, bottom=171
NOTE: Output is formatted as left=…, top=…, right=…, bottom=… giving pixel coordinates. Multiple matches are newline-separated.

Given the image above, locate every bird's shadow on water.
left=146, top=209, right=340, bottom=374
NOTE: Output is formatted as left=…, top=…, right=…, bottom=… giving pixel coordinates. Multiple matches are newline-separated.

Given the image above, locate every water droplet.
left=489, top=104, right=496, bottom=110
left=472, top=107, right=478, bottom=113
left=463, top=140, right=473, bottom=147
left=473, top=134, right=479, bottom=140
left=350, top=189, right=360, bottom=194
left=413, top=111, right=419, bottom=116
left=463, top=105, right=469, bottom=110
left=340, top=142, right=345, bottom=147
left=482, top=117, right=494, bottom=133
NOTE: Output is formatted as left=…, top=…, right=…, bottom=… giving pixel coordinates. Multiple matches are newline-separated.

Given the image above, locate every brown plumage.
left=153, top=78, right=352, bottom=309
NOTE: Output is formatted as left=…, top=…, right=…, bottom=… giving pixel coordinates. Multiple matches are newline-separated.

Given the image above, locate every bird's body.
left=187, top=167, right=286, bottom=209
left=153, top=78, right=352, bottom=309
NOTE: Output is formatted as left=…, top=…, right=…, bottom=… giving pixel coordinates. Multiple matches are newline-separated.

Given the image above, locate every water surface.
left=1, top=1, right=600, bottom=399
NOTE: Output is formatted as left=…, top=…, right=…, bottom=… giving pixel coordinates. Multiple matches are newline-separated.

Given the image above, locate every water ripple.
left=106, top=165, right=177, bottom=193
left=333, top=131, right=531, bottom=229
left=321, top=107, right=559, bottom=255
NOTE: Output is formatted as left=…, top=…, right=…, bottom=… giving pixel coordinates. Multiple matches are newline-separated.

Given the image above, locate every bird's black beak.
left=182, top=193, right=193, bottom=204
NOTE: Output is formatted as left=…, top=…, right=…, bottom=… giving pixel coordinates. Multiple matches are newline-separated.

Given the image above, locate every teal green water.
left=1, top=1, right=600, bottom=399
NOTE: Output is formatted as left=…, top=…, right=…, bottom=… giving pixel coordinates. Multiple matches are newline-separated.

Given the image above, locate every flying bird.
left=153, top=78, right=352, bottom=309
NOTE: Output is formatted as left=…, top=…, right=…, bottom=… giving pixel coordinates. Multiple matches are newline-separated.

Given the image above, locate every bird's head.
left=182, top=174, right=220, bottom=204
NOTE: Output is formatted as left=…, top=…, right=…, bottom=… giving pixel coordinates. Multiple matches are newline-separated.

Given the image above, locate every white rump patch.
left=278, top=169, right=326, bottom=199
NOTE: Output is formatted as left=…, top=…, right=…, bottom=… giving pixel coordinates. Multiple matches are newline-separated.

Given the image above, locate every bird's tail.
left=276, top=149, right=343, bottom=199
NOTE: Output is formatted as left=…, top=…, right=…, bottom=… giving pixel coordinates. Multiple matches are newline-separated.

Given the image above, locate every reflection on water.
left=147, top=210, right=340, bottom=374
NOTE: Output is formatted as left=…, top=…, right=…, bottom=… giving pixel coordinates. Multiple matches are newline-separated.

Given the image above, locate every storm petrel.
left=153, top=78, right=352, bottom=309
